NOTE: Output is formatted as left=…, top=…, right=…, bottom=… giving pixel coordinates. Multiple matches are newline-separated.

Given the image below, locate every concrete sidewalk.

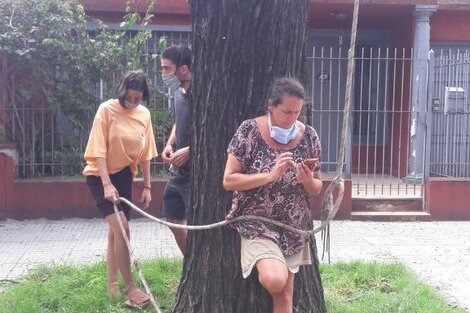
left=0, top=218, right=469, bottom=311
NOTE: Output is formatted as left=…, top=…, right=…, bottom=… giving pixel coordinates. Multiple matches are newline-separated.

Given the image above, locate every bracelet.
left=143, top=185, right=151, bottom=190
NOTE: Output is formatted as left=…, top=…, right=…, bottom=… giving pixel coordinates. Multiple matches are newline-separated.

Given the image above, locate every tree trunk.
left=173, top=1, right=327, bottom=312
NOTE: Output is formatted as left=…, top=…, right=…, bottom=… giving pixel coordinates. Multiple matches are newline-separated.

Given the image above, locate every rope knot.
left=321, top=176, right=345, bottom=222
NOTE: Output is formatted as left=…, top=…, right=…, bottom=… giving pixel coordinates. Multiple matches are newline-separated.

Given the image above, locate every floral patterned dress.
left=226, top=119, right=321, bottom=255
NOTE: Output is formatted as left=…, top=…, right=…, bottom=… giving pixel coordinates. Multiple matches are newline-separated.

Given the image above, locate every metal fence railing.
left=429, top=49, right=470, bottom=178
left=4, top=32, right=470, bottom=193
left=307, top=47, right=424, bottom=197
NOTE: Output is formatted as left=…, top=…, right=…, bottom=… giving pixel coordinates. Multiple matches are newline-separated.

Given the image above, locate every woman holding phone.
left=223, top=77, right=322, bottom=313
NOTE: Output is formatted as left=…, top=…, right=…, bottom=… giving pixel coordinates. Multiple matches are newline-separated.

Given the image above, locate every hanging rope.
left=112, top=204, right=162, bottom=313
left=320, top=0, right=360, bottom=263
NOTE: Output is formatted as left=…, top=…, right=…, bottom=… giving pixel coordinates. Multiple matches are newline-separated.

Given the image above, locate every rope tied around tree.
left=113, top=189, right=344, bottom=312
left=113, top=179, right=344, bottom=312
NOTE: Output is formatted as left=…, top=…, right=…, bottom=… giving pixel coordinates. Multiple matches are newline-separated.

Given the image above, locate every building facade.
left=1, top=0, right=470, bottom=220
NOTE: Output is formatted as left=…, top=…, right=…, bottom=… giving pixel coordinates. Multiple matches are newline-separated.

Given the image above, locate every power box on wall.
left=444, top=86, right=466, bottom=114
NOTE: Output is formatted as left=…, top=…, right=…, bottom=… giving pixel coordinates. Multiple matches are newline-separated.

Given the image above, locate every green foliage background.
left=0, top=0, right=171, bottom=177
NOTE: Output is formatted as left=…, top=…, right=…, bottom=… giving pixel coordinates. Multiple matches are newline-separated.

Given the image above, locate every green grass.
left=0, top=259, right=466, bottom=313
left=321, top=261, right=466, bottom=313
left=0, top=259, right=181, bottom=313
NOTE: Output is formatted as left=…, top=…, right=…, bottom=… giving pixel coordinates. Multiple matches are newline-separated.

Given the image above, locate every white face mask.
left=268, top=113, right=299, bottom=144
left=124, top=100, right=140, bottom=109
left=162, top=73, right=181, bottom=92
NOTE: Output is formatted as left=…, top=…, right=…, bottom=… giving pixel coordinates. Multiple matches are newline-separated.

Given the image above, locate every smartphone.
left=303, top=158, right=319, bottom=167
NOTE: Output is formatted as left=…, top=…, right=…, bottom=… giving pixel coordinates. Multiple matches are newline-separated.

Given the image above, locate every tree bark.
left=173, top=1, right=327, bottom=312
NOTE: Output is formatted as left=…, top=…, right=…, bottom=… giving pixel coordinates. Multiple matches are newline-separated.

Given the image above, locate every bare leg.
left=272, top=273, right=294, bottom=313
left=105, top=212, right=149, bottom=304
left=106, top=228, right=120, bottom=298
left=167, top=218, right=187, bottom=255
left=256, top=258, right=294, bottom=313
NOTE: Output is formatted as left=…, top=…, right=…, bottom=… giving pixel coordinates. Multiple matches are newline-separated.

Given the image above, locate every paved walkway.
left=0, top=218, right=469, bottom=311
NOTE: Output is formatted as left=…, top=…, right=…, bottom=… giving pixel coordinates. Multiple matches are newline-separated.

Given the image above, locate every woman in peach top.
left=83, top=70, right=157, bottom=308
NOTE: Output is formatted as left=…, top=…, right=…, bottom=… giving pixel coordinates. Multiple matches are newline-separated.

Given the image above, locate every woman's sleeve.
left=227, top=120, right=255, bottom=170
left=84, top=106, right=108, bottom=162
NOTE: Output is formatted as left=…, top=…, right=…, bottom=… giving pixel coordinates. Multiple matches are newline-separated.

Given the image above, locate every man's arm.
left=162, top=124, right=176, bottom=164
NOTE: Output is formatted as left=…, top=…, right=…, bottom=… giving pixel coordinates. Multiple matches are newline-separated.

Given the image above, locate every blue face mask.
left=268, top=113, right=299, bottom=144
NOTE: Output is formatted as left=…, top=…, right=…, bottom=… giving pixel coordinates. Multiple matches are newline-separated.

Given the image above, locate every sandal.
left=124, top=288, right=150, bottom=309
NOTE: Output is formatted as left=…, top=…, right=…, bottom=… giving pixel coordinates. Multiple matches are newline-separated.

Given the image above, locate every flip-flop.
left=124, top=298, right=150, bottom=309
left=124, top=292, right=150, bottom=309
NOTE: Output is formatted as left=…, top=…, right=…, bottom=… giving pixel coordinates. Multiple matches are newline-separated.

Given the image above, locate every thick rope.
left=113, top=204, right=162, bottom=313
left=120, top=194, right=343, bottom=237
left=114, top=189, right=343, bottom=313
left=320, top=0, right=360, bottom=263
left=115, top=181, right=343, bottom=313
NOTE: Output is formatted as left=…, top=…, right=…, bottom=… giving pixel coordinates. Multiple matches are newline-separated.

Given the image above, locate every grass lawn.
left=0, top=259, right=465, bottom=313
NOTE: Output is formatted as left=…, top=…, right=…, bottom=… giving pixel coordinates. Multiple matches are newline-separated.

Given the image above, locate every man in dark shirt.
left=161, top=45, right=191, bottom=254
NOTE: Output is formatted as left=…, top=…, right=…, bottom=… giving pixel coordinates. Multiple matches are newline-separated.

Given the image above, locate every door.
left=308, top=30, right=420, bottom=197
left=307, top=31, right=348, bottom=173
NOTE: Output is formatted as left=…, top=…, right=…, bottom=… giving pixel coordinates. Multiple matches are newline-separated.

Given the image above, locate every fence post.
left=345, top=97, right=352, bottom=179
left=0, top=153, right=5, bottom=219
left=424, top=50, right=435, bottom=179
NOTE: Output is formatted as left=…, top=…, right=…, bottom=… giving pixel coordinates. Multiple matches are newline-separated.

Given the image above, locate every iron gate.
left=428, top=49, right=470, bottom=178
left=307, top=46, right=424, bottom=198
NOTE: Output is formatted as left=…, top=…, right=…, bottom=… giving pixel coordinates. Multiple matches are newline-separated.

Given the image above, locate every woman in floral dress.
left=223, top=77, right=322, bottom=313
